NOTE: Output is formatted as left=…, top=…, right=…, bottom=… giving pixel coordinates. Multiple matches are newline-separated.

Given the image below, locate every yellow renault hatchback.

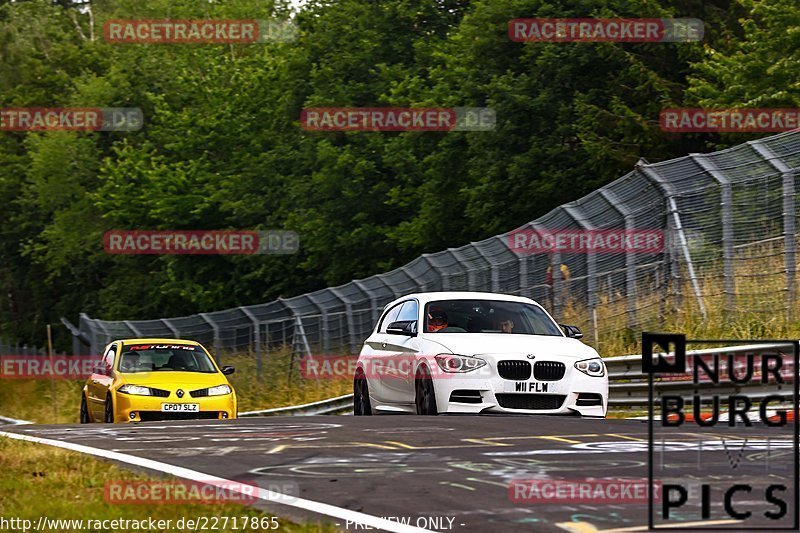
left=80, top=338, right=237, bottom=423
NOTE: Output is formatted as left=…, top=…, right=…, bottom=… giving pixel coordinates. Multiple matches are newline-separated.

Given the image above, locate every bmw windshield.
left=117, top=343, right=218, bottom=373
left=424, top=300, right=563, bottom=336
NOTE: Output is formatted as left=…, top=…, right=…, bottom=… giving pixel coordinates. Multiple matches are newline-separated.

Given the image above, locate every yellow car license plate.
left=161, top=403, right=199, bottom=412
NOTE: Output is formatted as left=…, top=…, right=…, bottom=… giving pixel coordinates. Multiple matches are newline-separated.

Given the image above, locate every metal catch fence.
left=75, top=131, right=800, bottom=360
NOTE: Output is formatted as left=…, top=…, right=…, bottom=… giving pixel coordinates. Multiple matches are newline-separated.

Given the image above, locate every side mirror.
left=386, top=320, right=417, bottom=337
left=561, top=324, right=583, bottom=339
left=221, top=365, right=236, bottom=375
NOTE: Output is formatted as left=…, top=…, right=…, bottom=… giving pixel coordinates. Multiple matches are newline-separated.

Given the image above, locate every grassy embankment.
left=0, top=438, right=339, bottom=532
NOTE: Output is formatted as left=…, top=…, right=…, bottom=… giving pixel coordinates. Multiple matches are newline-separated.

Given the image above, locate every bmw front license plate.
left=504, top=381, right=551, bottom=393
left=161, top=403, right=199, bottom=412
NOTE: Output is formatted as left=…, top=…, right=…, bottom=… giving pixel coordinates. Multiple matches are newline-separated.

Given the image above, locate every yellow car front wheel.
left=104, top=395, right=114, bottom=423
left=80, top=393, right=91, bottom=424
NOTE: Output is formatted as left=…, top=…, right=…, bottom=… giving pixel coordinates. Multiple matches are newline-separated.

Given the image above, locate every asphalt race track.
left=2, top=416, right=797, bottom=532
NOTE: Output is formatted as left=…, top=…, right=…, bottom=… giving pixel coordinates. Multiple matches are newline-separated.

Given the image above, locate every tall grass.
left=560, top=238, right=798, bottom=356
left=222, top=348, right=350, bottom=413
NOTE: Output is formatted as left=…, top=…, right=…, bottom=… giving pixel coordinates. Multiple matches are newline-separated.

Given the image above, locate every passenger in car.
left=498, top=317, right=515, bottom=333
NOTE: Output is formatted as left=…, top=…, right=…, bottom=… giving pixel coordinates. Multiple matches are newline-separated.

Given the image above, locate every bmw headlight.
left=575, top=358, right=605, bottom=377
left=434, top=354, right=487, bottom=373
left=118, top=384, right=153, bottom=396
left=206, top=384, right=232, bottom=396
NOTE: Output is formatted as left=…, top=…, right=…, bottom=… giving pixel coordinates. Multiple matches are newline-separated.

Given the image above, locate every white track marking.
left=0, top=430, right=434, bottom=533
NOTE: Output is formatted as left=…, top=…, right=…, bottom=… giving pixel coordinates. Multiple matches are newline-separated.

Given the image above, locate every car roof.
left=115, top=338, right=202, bottom=346
left=383, top=291, right=540, bottom=309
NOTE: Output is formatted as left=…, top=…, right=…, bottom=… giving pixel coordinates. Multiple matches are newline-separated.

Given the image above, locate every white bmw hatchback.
left=354, top=292, right=608, bottom=417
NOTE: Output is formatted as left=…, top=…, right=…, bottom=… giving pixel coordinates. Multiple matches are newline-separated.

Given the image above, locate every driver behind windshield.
left=164, top=351, right=197, bottom=371
left=427, top=306, right=449, bottom=332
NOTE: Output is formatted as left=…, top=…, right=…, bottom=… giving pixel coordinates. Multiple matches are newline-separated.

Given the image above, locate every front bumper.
left=430, top=355, right=608, bottom=417
left=112, top=392, right=237, bottom=423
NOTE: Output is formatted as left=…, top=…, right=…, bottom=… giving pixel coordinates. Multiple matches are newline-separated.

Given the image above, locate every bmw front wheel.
left=354, top=371, right=372, bottom=416
left=415, top=366, right=438, bottom=415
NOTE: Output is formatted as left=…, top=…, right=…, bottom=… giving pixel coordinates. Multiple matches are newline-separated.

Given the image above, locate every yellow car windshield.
left=118, top=344, right=217, bottom=373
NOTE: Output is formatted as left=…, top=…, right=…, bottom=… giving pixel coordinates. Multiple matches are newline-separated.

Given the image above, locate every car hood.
left=423, top=333, right=600, bottom=359
left=118, top=371, right=229, bottom=390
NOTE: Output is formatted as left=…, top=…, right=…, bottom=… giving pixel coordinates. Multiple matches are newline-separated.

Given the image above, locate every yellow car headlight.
left=206, top=384, right=232, bottom=396
left=118, top=384, right=153, bottom=396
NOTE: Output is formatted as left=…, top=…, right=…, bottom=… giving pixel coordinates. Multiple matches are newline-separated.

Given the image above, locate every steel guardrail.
left=239, top=393, right=353, bottom=417
left=0, top=414, right=33, bottom=425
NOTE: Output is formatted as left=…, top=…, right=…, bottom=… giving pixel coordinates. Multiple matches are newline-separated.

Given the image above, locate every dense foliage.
left=0, top=0, right=791, bottom=344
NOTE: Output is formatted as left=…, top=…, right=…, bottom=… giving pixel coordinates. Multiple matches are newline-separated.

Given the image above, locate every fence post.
left=640, top=164, right=707, bottom=321
left=693, top=154, right=735, bottom=320
left=529, top=222, right=559, bottom=315
left=665, top=215, right=681, bottom=314
left=199, top=313, right=221, bottom=365
left=518, top=253, right=528, bottom=297
left=446, top=247, right=476, bottom=291
left=598, top=189, right=638, bottom=330
left=751, top=140, right=796, bottom=321
left=321, top=310, right=329, bottom=355
left=288, top=314, right=313, bottom=381
left=79, top=313, right=100, bottom=356
left=425, top=254, right=450, bottom=292
left=124, top=320, right=142, bottom=337
left=330, top=288, right=357, bottom=356
left=240, top=307, right=261, bottom=380
left=488, top=244, right=501, bottom=293
left=551, top=250, right=563, bottom=319
left=94, top=320, right=113, bottom=353
left=657, top=262, right=667, bottom=323
left=499, top=230, right=528, bottom=297
left=563, top=205, right=596, bottom=331
left=352, top=280, right=380, bottom=327
left=624, top=216, right=637, bottom=329
left=469, top=242, right=500, bottom=292
left=161, top=319, right=180, bottom=338
left=784, top=172, right=797, bottom=321
left=293, top=315, right=312, bottom=356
